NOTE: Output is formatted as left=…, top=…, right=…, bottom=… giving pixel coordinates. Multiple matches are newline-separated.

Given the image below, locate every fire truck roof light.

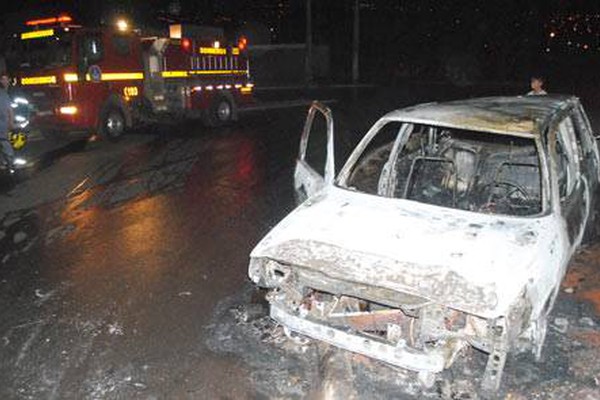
left=116, top=19, right=129, bottom=32
left=26, top=15, right=72, bottom=26
left=238, top=36, right=248, bottom=50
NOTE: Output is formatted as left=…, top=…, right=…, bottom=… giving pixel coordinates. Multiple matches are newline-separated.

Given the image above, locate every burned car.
left=248, top=97, right=600, bottom=392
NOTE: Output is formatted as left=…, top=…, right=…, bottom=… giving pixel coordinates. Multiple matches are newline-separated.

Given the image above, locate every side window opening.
left=556, top=140, right=569, bottom=199
left=572, top=109, right=594, bottom=154
left=564, top=117, right=584, bottom=163
left=346, top=121, right=403, bottom=194
left=80, top=34, right=103, bottom=70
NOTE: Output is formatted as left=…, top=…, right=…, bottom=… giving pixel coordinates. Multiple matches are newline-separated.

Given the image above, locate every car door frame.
left=571, top=103, right=600, bottom=222
left=294, top=101, right=335, bottom=202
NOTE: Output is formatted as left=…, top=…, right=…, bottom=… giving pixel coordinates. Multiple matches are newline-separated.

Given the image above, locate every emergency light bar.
left=26, top=15, right=72, bottom=26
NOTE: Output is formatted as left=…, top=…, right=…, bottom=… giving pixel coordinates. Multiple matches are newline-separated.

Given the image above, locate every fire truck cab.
left=8, top=15, right=253, bottom=140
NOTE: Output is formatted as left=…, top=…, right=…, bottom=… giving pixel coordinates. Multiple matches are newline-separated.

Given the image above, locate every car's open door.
left=294, top=101, right=335, bottom=203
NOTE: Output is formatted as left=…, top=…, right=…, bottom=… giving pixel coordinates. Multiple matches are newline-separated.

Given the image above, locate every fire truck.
left=8, top=14, right=254, bottom=140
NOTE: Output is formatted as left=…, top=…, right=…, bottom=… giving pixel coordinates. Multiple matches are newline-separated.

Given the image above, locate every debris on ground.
left=206, top=276, right=600, bottom=400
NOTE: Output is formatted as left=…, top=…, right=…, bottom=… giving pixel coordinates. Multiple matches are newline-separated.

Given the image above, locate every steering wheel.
left=481, top=181, right=531, bottom=213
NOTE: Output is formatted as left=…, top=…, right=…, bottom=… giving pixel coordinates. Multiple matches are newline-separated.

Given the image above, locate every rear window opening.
left=343, top=122, right=543, bottom=216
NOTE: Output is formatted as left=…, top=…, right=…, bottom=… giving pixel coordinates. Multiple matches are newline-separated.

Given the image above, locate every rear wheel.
left=205, top=96, right=235, bottom=127
left=100, top=108, right=126, bottom=141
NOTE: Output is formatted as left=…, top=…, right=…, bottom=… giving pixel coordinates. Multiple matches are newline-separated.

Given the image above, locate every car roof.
left=382, top=95, right=577, bottom=138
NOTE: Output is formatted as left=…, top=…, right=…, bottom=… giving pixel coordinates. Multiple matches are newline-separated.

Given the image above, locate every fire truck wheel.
left=100, top=108, right=126, bottom=141
left=206, top=96, right=234, bottom=127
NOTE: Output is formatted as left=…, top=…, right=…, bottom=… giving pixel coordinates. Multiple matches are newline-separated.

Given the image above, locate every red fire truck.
left=8, top=14, right=254, bottom=140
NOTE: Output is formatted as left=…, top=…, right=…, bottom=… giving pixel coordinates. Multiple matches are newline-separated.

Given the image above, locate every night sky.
left=3, top=0, right=600, bottom=86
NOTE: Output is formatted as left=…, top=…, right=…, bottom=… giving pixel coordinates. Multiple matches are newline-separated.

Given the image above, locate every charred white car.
left=248, top=97, right=600, bottom=392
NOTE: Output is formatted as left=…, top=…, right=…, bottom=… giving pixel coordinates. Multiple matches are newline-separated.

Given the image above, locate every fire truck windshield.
left=8, top=33, right=73, bottom=71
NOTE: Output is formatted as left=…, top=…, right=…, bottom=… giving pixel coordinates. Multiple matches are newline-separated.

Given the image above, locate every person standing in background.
left=527, top=76, right=547, bottom=96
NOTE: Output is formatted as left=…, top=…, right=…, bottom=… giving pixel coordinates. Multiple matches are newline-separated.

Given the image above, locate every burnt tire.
left=204, top=96, right=234, bottom=127
left=99, top=108, right=126, bottom=141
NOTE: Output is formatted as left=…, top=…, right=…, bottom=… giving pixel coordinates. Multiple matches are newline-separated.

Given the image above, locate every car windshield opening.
left=343, top=122, right=542, bottom=216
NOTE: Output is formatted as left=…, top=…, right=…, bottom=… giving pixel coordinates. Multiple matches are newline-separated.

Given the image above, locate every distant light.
left=213, top=40, right=220, bottom=49
left=549, top=32, right=556, bottom=38
left=182, top=38, right=191, bottom=51
left=116, top=19, right=129, bottom=32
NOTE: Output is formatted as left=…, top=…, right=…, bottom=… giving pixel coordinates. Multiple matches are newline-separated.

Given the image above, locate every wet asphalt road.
left=0, top=86, right=598, bottom=399
left=0, top=105, right=309, bottom=398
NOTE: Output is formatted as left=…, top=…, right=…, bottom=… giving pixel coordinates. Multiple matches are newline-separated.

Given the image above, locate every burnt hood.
left=251, top=187, right=555, bottom=319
